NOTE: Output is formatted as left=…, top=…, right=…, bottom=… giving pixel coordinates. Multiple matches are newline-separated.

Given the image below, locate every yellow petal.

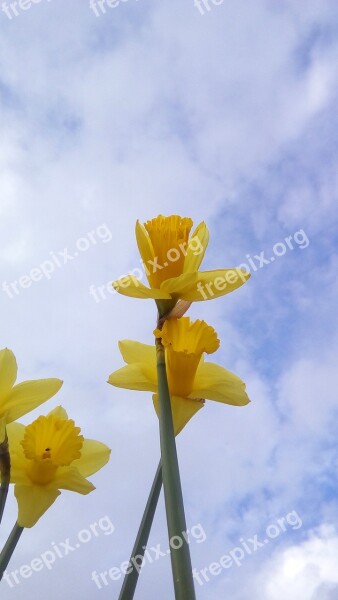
left=118, top=340, right=156, bottom=365
left=72, top=439, right=111, bottom=477
left=183, top=222, right=209, bottom=273
left=2, top=378, right=63, bottom=423
left=153, top=394, right=203, bottom=436
left=160, top=272, right=198, bottom=294
left=112, top=276, right=172, bottom=299
left=7, top=421, right=25, bottom=455
left=192, top=361, right=250, bottom=405
left=7, top=430, right=31, bottom=485
left=47, top=405, right=68, bottom=420
left=135, top=220, right=155, bottom=266
left=0, top=348, right=17, bottom=399
left=10, top=456, right=31, bottom=486
left=51, top=466, right=95, bottom=495
left=108, top=364, right=157, bottom=392
left=7, top=422, right=42, bottom=486
left=15, top=484, right=60, bottom=528
left=177, top=268, right=251, bottom=301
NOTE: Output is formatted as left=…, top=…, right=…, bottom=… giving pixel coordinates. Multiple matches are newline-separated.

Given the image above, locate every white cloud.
left=259, top=525, right=338, bottom=600
left=0, top=0, right=337, bottom=598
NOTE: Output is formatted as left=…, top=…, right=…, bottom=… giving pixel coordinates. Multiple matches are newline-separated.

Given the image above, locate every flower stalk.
left=0, top=523, right=24, bottom=580
left=118, top=461, right=162, bottom=600
left=156, top=337, right=196, bottom=600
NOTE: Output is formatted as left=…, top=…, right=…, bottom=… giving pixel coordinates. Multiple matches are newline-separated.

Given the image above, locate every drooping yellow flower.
left=108, top=317, right=250, bottom=435
left=7, top=406, right=111, bottom=527
left=112, top=216, right=250, bottom=313
left=0, top=348, right=63, bottom=442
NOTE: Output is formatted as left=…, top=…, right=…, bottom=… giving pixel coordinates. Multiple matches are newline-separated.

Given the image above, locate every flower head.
left=140, top=215, right=195, bottom=288
left=0, top=348, right=63, bottom=443
left=112, top=215, right=250, bottom=315
left=108, top=317, right=250, bottom=435
left=7, top=406, right=111, bottom=527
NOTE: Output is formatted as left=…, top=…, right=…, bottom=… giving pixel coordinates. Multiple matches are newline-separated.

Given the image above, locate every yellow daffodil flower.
left=108, top=317, right=250, bottom=435
left=6, top=406, right=111, bottom=527
left=112, top=215, right=250, bottom=313
left=0, top=348, right=63, bottom=443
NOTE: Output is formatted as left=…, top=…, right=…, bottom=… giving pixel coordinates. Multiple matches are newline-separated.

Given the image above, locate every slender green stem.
left=0, top=433, right=11, bottom=525
left=155, top=299, right=176, bottom=322
left=0, top=523, right=24, bottom=580
left=118, top=461, right=162, bottom=600
left=156, top=338, right=196, bottom=600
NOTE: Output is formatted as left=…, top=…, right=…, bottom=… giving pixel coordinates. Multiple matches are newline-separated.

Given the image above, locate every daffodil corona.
left=7, top=407, right=111, bottom=527
left=0, top=348, right=63, bottom=443
left=112, top=215, right=250, bottom=315
left=108, top=317, right=250, bottom=434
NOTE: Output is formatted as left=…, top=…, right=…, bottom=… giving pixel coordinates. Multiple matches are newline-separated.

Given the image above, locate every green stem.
left=0, top=433, right=11, bottom=525
left=0, top=523, right=24, bottom=580
left=118, top=461, right=163, bottom=600
left=156, top=338, right=196, bottom=600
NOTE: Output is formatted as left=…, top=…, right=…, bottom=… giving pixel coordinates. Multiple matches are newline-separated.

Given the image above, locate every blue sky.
left=1, top=0, right=338, bottom=598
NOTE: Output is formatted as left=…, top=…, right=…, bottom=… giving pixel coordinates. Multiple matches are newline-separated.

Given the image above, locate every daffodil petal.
left=192, top=361, right=250, bottom=405
left=2, top=378, right=63, bottom=423
left=160, top=272, right=198, bottom=294
left=178, top=268, right=250, bottom=301
left=9, top=454, right=31, bottom=486
left=118, top=340, right=156, bottom=365
left=7, top=421, right=25, bottom=455
left=15, top=484, right=60, bottom=528
left=52, top=466, right=95, bottom=495
left=0, top=348, right=17, bottom=399
left=113, top=276, right=172, bottom=299
left=183, top=222, right=209, bottom=273
left=7, top=422, right=30, bottom=485
left=153, top=394, right=203, bottom=436
left=108, top=364, right=157, bottom=392
left=7, top=422, right=41, bottom=486
left=135, top=220, right=155, bottom=265
left=73, top=439, right=111, bottom=478
left=48, top=405, right=68, bottom=420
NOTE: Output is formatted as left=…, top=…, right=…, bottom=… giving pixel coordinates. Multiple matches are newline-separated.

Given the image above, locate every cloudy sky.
left=1, top=0, right=338, bottom=598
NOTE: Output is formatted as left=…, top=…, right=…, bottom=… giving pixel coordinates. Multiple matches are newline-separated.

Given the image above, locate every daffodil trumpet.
left=118, top=461, right=162, bottom=600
